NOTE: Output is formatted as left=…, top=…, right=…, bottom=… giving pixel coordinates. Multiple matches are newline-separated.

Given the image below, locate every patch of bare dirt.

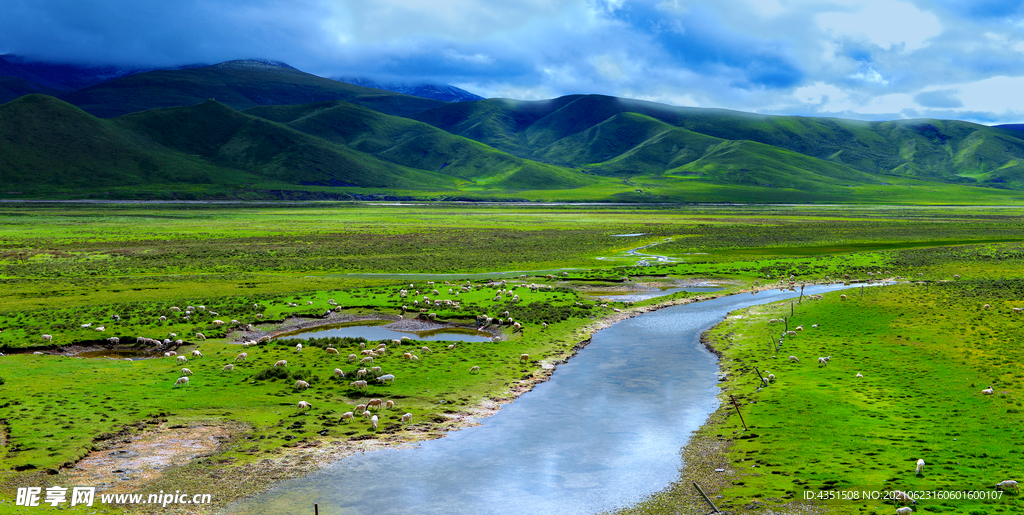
left=63, top=423, right=232, bottom=494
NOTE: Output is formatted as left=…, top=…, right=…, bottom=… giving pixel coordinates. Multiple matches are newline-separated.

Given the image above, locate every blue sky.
left=5, top=0, right=1024, bottom=124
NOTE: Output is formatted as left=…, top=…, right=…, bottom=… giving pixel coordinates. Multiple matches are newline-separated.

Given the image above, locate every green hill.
left=60, top=60, right=446, bottom=118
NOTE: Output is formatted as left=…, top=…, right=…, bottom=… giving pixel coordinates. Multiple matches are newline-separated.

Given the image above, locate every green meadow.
left=3, top=203, right=1024, bottom=513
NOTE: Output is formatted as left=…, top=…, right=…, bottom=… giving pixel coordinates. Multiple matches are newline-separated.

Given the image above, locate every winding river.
left=227, top=284, right=865, bottom=515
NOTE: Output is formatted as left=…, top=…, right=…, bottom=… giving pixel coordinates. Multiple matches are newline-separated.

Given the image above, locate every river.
left=227, top=283, right=867, bottom=515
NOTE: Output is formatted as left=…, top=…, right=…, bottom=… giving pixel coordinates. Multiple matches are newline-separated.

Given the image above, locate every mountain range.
left=2, top=57, right=1024, bottom=203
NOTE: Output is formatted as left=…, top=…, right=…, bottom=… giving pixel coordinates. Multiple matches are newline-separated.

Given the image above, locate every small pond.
left=278, top=324, right=494, bottom=343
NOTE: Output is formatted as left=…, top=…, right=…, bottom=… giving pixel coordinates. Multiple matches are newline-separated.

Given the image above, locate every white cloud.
left=815, top=0, right=942, bottom=52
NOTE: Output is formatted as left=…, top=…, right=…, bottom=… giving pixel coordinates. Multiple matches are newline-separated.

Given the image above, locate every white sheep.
left=818, top=357, right=828, bottom=366
left=295, top=343, right=303, bottom=352
left=982, top=386, right=994, bottom=395
left=191, top=349, right=203, bottom=358
left=340, top=412, right=354, bottom=422
left=334, top=368, right=345, bottom=379
left=385, top=400, right=395, bottom=409
left=895, top=507, right=913, bottom=515
left=274, top=360, right=287, bottom=367
left=196, top=333, right=206, bottom=340
left=222, top=364, right=234, bottom=371
left=295, top=380, right=310, bottom=390
left=520, top=353, right=529, bottom=363
left=469, top=365, right=480, bottom=373
left=177, top=355, right=188, bottom=364
left=325, top=347, right=339, bottom=355
left=377, top=374, right=396, bottom=384
left=349, top=380, right=368, bottom=390
left=235, top=352, right=247, bottom=361
left=181, top=368, right=193, bottom=376
left=401, top=413, right=412, bottom=423
left=789, top=356, right=800, bottom=362
left=174, top=376, right=189, bottom=388
left=367, top=398, right=383, bottom=410
left=916, top=459, right=925, bottom=475
left=996, top=480, right=1019, bottom=492
left=768, top=373, right=775, bottom=382
left=356, top=368, right=367, bottom=378
left=856, top=372, right=863, bottom=378
left=41, top=334, right=52, bottom=342
left=348, top=354, right=358, bottom=362
left=297, top=400, right=312, bottom=411
left=371, top=415, right=379, bottom=430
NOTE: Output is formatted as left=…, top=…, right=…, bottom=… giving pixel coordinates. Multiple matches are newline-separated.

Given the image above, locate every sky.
left=4, top=0, right=1024, bottom=124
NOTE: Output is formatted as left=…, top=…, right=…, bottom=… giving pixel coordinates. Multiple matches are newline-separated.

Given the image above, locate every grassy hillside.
left=60, top=61, right=446, bottom=118
left=412, top=94, right=1024, bottom=190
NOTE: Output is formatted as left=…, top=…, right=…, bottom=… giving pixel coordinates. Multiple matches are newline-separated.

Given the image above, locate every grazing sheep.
left=982, top=386, right=994, bottom=395
left=984, top=304, right=992, bottom=310
left=295, top=380, right=310, bottom=390
left=896, top=507, right=913, bottom=515
left=469, top=365, right=480, bottom=374
left=350, top=380, right=368, bottom=390
left=181, top=368, right=193, bottom=376
left=177, top=355, right=188, bottom=364
left=996, top=480, right=1019, bottom=492
left=340, top=412, right=354, bottom=422
left=367, top=398, right=383, bottom=410
left=371, top=415, right=379, bottom=430
left=222, top=364, right=234, bottom=371
left=235, top=352, right=247, bottom=361
left=385, top=400, right=395, bottom=409
left=916, top=459, right=925, bottom=475
left=377, top=374, right=396, bottom=384
left=165, top=351, right=177, bottom=357
left=108, top=336, right=120, bottom=344
left=297, top=401, right=312, bottom=411
left=363, top=409, right=373, bottom=420
left=295, top=343, right=303, bottom=352
left=818, top=357, right=828, bottom=366
left=795, top=325, right=803, bottom=331
left=891, top=490, right=916, bottom=506
left=174, top=376, right=189, bottom=388
left=212, top=320, right=224, bottom=325
left=768, top=373, right=775, bottom=382
left=196, top=333, right=206, bottom=341
left=41, top=334, right=52, bottom=342
left=333, top=368, right=345, bottom=379
left=370, top=366, right=382, bottom=376
left=274, top=359, right=287, bottom=367
left=520, top=353, right=529, bottom=363
left=410, top=355, right=419, bottom=362
left=191, top=350, right=203, bottom=358
left=355, top=404, right=367, bottom=413
left=348, top=354, right=358, bottom=362
left=421, top=346, right=431, bottom=353
left=840, top=294, right=847, bottom=301
left=325, top=347, right=339, bottom=355
left=789, top=356, right=800, bottom=362
left=1014, top=307, right=1023, bottom=314
left=360, top=356, right=374, bottom=365
left=356, top=368, right=367, bottom=378
left=856, top=372, right=863, bottom=378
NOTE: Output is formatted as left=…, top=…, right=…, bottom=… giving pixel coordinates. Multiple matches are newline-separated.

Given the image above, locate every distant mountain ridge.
left=334, top=77, right=485, bottom=103
left=0, top=55, right=487, bottom=107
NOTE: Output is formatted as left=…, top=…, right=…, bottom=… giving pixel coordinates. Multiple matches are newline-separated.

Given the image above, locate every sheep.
left=401, top=413, right=413, bottom=423
left=108, top=336, right=120, bottom=344
left=356, top=368, right=368, bottom=378
left=235, top=352, right=247, bottom=361
left=295, top=343, right=303, bottom=352
left=370, top=366, right=382, bottom=376
left=177, top=355, right=188, bottom=364
left=195, top=333, right=206, bottom=341
left=212, top=320, right=224, bottom=325
left=295, top=380, right=310, bottom=390
left=340, top=412, right=354, bottom=422
left=174, top=376, right=189, bottom=388
left=95, top=326, right=105, bottom=332
left=1014, top=307, right=1023, bottom=314
left=789, top=356, right=800, bottom=362
left=222, top=364, right=234, bottom=371
left=818, top=357, right=828, bottom=366
left=363, top=410, right=373, bottom=420
left=984, top=304, right=992, bottom=310
left=377, top=374, right=396, bottom=384
left=191, top=350, right=203, bottom=358
left=447, top=344, right=456, bottom=350
left=371, top=415, right=379, bottom=430
left=348, top=354, right=358, bottom=362
left=890, top=490, right=916, bottom=506
left=297, top=400, right=312, bottom=411
left=795, top=325, right=803, bottom=331
left=768, top=373, right=775, bottom=382
left=520, top=353, right=529, bottom=363
left=360, top=356, right=374, bottom=365
left=385, top=400, right=395, bottom=409
left=982, top=386, right=994, bottom=395
left=274, top=359, right=287, bottom=367
left=895, top=507, right=913, bottom=515
left=916, top=459, right=925, bottom=475
left=469, top=365, right=480, bottom=374
left=333, top=368, right=345, bottom=379
left=856, top=372, right=863, bottom=378
left=840, top=294, right=847, bottom=301
left=367, top=398, right=383, bottom=410
left=209, top=311, right=219, bottom=316
left=255, top=313, right=263, bottom=319
left=325, top=347, right=339, bottom=355
left=181, top=367, right=193, bottom=376
left=403, top=352, right=413, bottom=360
left=996, top=480, right=1019, bottom=492
left=410, top=355, right=419, bottom=362
left=355, top=403, right=367, bottom=413
left=41, top=334, right=52, bottom=342
left=165, top=351, right=177, bottom=357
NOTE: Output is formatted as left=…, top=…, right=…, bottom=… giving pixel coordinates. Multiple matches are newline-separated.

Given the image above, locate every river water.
left=227, top=284, right=864, bottom=515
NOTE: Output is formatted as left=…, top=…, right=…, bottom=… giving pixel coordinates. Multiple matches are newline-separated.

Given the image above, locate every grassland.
left=2, top=203, right=1024, bottom=514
